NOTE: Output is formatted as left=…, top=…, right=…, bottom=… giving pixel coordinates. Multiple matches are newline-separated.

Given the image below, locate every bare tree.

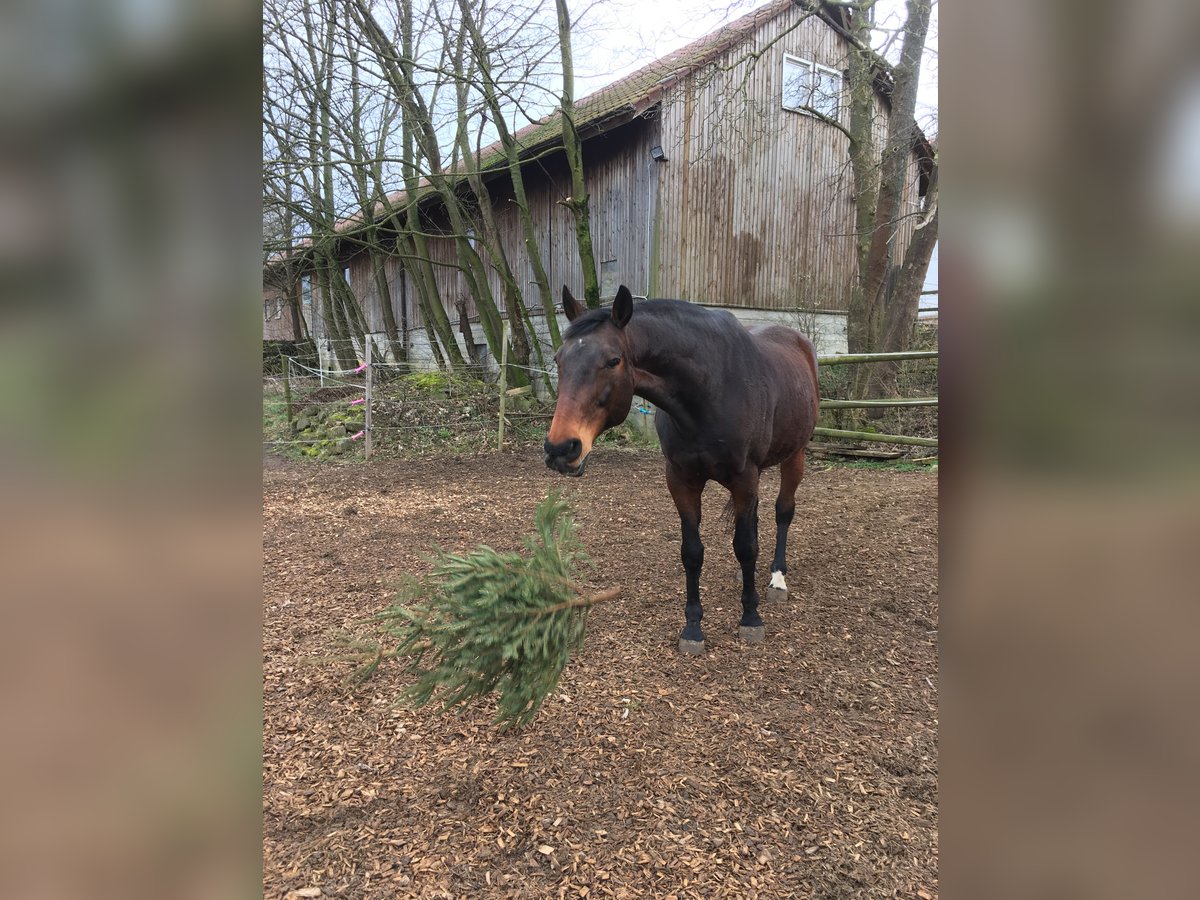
left=457, top=0, right=563, bottom=348
left=349, top=0, right=547, bottom=386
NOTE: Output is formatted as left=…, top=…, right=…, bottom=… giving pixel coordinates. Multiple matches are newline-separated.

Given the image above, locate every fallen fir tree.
left=345, top=490, right=618, bottom=728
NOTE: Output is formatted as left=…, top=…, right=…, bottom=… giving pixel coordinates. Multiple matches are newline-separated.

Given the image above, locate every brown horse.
left=545, top=285, right=819, bottom=653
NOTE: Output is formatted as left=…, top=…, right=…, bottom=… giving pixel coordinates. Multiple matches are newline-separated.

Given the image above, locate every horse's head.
left=544, top=285, right=636, bottom=476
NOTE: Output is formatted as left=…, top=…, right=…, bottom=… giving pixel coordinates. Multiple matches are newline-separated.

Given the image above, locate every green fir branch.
left=352, top=490, right=616, bottom=728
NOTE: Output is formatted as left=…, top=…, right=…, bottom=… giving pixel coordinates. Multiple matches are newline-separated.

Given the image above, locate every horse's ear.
left=611, top=285, right=633, bottom=329
left=562, top=286, right=585, bottom=322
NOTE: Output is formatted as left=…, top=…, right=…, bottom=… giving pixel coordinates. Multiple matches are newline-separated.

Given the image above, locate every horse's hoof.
left=678, top=638, right=706, bottom=656
left=738, top=624, right=766, bottom=644
left=767, top=571, right=788, bottom=604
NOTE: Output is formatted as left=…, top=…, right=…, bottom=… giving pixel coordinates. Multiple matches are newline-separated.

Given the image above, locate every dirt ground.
left=263, top=448, right=938, bottom=899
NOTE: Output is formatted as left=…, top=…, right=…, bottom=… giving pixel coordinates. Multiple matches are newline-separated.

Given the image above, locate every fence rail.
left=813, top=349, right=938, bottom=450
left=812, top=427, right=938, bottom=448
left=817, top=350, right=938, bottom=365
left=819, top=397, right=937, bottom=409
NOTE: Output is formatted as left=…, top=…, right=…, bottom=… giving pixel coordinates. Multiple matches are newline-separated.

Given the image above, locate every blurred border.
left=3, top=0, right=1199, bottom=896
left=1, top=2, right=263, bottom=898
left=944, top=0, right=1200, bottom=896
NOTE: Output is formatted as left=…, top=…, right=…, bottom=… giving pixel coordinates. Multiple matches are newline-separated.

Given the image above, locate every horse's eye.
left=605, top=356, right=621, bottom=368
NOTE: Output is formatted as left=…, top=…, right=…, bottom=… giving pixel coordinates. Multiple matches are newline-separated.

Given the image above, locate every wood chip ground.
left=263, top=448, right=938, bottom=898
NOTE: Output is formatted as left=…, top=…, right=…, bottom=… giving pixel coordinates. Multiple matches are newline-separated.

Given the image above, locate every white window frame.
left=782, top=53, right=843, bottom=122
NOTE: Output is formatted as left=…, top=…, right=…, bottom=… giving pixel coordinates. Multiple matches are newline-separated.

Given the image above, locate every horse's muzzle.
left=544, top=437, right=587, bottom=476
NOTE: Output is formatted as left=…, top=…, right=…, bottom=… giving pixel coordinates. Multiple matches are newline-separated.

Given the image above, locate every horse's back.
left=747, top=324, right=818, bottom=388
left=746, top=324, right=820, bottom=464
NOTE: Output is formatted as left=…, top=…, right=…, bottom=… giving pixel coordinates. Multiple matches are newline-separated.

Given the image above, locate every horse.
left=544, top=284, right=820, bottom=654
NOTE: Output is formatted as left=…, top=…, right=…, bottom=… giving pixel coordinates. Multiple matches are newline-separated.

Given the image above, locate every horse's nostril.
left=544, top=437, right=583, bottom=463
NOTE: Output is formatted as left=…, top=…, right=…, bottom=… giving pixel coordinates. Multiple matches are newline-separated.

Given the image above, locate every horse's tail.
left=719, top=492, right=758, bottom=532
left=719, top=495, right=737, bottom=534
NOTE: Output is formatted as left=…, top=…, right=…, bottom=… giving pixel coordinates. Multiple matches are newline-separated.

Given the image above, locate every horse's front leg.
left=731, top=472, right=765, bottom=643
left=666, top=465, right=706, bottom=655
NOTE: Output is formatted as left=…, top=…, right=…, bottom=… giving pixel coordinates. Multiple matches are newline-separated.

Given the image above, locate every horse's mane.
left=561, top=309, right=615, bottom=339
left=563, top=299, right=740, bottom=346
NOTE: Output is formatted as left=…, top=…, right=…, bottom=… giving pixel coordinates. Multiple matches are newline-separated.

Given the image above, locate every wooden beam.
left=817, top=350, right=938, bottom=365
left=812, top=427, right=938, bottom=447
left=807, top=443, right=905, bottom=459
left=820, top=397, right=937, bottom=408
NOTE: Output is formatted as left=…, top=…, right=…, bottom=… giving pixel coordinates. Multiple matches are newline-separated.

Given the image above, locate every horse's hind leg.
left=666, top=464, right=706, bottom=655
left=730, top=471, right=765, bottom=643
left=768, top=450, right=806, bottom=602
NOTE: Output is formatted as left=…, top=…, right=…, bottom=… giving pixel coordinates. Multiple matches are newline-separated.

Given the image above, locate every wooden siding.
left=654, top=3, right=922, bottom=312
left=469, top=119, right=660, bottom=313
left=263, top=283, right=298, bottom=341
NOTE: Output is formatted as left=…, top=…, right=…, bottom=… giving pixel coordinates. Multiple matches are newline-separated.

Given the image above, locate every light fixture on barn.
left=650, top=144, right=667, bottom=162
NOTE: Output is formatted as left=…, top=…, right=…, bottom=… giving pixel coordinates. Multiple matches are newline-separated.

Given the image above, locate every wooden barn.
left=266, top=0, right=933, bottom=364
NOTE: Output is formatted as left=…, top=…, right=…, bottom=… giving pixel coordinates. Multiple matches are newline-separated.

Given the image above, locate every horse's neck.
left=627, top=315, right=715, bottom=434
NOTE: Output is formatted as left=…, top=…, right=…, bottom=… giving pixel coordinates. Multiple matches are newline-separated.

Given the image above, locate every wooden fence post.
left=496, top=321, right=511, bottom=451
left=498, top=321, right=510, bottom=450
left=364, top=340, right=373, bottom=461
left=282, top=356, right=293, bottom=426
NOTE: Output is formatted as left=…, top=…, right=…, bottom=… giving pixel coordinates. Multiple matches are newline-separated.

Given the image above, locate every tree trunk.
left=456, top=299, right=481, bottom=367
left=400, top=227, right=462, bottom=370
left=371, top=244, right=404, bottom=362
left=449, top=30, right=533, bottom=387
left=330, top=257, right=381, bottom=365
left=845, top=0, right=933, bottom=400
left=845, top=3, right=880, bottom=355
left=317, top=254, right=357, bottom=370
left=865, top=165, right=938, bottom=409
left=858, top=0, right=930, bottom=327
left=554, top=0, right=600, bottom=308
left=285, top=276, right=306, bottom=341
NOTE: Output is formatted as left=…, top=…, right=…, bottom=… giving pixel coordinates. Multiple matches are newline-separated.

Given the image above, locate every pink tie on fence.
left=350, top=431, right=364, bottom=441
left=349, top=398, right=365, bottom=405
left=354, top=362, right=368, bottom=374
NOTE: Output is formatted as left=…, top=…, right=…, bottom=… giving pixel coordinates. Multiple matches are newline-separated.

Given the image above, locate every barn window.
left=782, top=54, right=842, bottom=121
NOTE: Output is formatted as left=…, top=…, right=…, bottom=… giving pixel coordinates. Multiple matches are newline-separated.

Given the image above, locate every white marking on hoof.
left=769, top=571, right=787, bottom=592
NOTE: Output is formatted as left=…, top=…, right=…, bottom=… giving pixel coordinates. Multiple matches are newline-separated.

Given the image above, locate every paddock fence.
left=262, top=335, right=559, bottom=460
left=814, top=350, right=939, bottom=451
left=263, top=340, right=937, bottom=460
